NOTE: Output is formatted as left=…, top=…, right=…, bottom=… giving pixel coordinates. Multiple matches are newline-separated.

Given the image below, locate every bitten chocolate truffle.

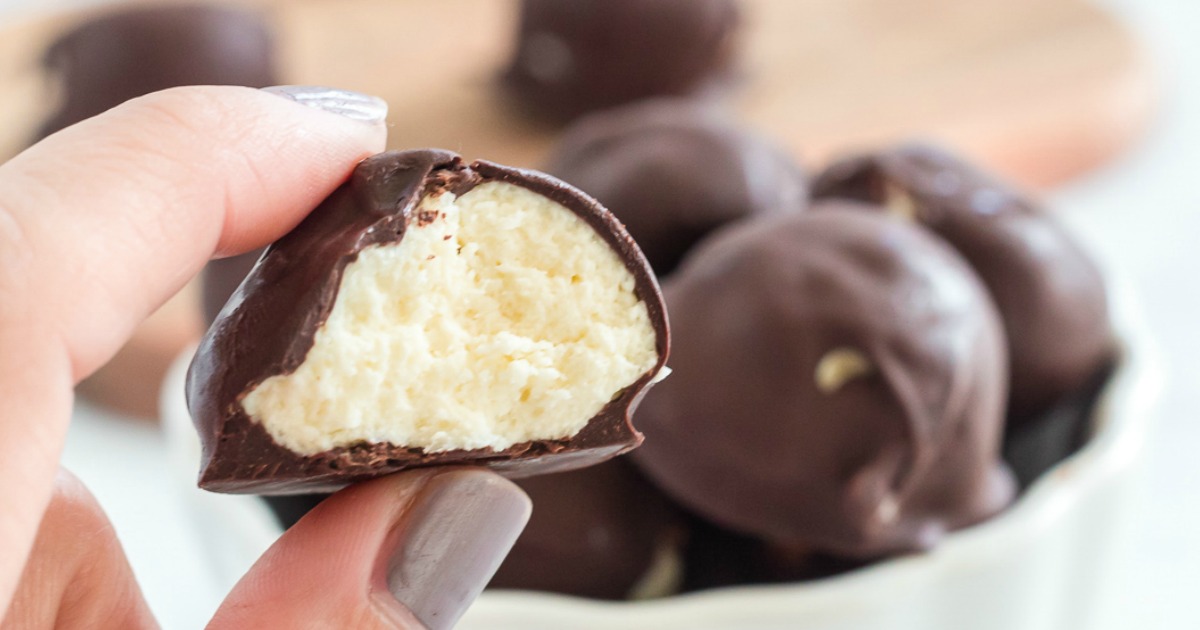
left=203, top=249, right=320, bottom=529
left=38, top=4, right=276, bottom=139
left=632, top=207, right=1014, bottom=558
left=812, top=143, right=1114, bottom=424
left=502, top=0, right=740, bottom=121
left=545, top=99, right=807, bottom=276
left=489, top=459, right=684, bottom=600
left=187, top=150, right=669, bottom=494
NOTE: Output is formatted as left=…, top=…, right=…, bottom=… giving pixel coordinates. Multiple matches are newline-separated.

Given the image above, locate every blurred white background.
left=1, top=0, right=1196, bottom=628
left=1056, top=1, right=1200, bottom=628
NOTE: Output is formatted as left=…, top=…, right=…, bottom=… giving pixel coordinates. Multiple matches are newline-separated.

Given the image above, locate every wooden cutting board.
left=0, top=0, right=1156, bottom=188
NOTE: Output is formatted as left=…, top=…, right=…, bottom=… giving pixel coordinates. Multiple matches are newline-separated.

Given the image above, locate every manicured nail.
left=386, top=470, right=531, bottom=630
left=261, top=85, right=388, bottom=124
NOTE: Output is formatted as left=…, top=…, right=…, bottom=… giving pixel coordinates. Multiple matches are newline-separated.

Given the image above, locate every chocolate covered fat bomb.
left=489, top=459, right=685, bottom=600
left=813, top=144, right=1115, bottom=424
left=188, top=150, right=668, bottom=493
left=545, top=99, right=808, bottom=276
left=203, top=242, right=328, bottom=530
left=38, top=4, right=276, bottom=139
left=633, top=207, right=1015, bottom=558
left=502, top=0, right=740, bottom=121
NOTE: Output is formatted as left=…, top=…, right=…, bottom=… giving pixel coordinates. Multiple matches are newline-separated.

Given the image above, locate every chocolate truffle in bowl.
left=488, top=459, right=685, bottom=600
left=812, top=143, right=1115, bottom=425
left=544, top=99, right=807, bottom=276
left=187, top=149, right=669, bottom=494
left=38, top=3, right=276, bottom=139
left=632, top=207, right=1015, bottom=559
left=502, top=0, right=741, bottom=121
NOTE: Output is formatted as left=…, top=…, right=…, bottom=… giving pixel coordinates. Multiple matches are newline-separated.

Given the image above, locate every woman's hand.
left=0, top=86, right=530, bottom=629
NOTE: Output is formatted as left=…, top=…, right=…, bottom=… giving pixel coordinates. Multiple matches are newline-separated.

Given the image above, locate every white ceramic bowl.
left=161, top=289, right=1158, bottom=630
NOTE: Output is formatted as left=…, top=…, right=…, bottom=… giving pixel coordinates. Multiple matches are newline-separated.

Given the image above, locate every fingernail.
left=261, top=85, right=388, bottom=124
left=386, top=470, right=531, bottom=630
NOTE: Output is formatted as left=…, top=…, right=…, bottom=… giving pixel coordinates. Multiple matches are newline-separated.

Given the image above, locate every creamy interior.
left=242, top=181, right=659, bottom=455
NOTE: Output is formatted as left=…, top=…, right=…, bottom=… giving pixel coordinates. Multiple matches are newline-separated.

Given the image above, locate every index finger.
left=0, top=85, right=387, bottom=610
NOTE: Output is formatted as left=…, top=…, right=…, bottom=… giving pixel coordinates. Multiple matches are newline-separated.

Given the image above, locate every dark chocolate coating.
left=812, top=143, right=1115, bottom=424
left=187, top=149, right=669, bottom=494
left=502, top=0, right=740, bottom=121
left=632, top=207, right=1015, bottom=559
left=38, top=4, right=276, bottom=139
left=545, top=99, right=807, bottom=276
left=488, top=459, right=683, bottom=600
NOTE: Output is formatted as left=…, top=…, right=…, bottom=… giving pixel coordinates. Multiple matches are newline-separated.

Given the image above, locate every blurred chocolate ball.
left=812, top=143, right=1115, bottom=425
left=39, top=3, right=277, bottom=139
left=633, top=207, right=1015, bottom=559
left=545, top=99, right=806, bottom=276
left=489, top=460, right=685, bottom=600
left=502, top=0, right=740, bottom=121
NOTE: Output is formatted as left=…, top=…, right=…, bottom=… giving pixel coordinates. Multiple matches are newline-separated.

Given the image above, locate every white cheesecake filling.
left=242, top=181, right=659, bottom=455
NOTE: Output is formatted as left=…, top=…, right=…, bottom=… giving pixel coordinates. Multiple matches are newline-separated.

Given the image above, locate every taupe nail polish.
left=386, top=470, right=531, bottom=630
left=261, top=85, right=388, bottom=124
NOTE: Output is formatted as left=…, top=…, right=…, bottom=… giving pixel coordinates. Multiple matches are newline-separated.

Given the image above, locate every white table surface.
left=5, top=0, right=1197, bottom=628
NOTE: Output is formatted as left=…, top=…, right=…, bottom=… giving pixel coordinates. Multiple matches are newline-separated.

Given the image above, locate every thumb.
left=211, top=469, right=530, bottom=630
